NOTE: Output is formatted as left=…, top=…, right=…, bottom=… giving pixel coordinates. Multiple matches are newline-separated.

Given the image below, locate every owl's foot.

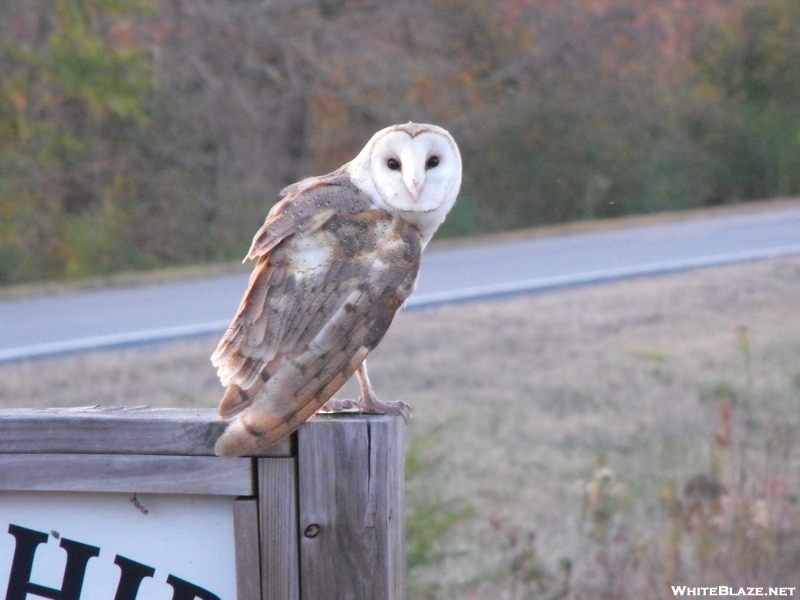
left=358, top=391, right=411, bottom=423
left=355, top=360, right=410, bottom=422
left=319, top=398, right=359, bottom=413
left=318, top=361, right=411, bottom=419
left=318, top=395, right=411, bottom=421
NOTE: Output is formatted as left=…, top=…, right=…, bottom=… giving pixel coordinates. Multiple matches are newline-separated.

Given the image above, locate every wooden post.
left=233, top=498, right=262, bottom=600
left=0, top=408, right=406, bottom=600
left=258, top=456, right=300, bottom=600
left=297, top=414, right=405, bottom=600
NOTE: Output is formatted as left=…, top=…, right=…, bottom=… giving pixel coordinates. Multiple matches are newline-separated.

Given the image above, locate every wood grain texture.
left=0, top=406, right=292, bottom=457
left=234, top=498, right=262, bottom=600
left=257, top=458, right=300, bottom=600
left=296, top=413, right=405, bottom=600
left=0, top=454, right=254, bottom=495
left=258, top=458, right=300, bottom=600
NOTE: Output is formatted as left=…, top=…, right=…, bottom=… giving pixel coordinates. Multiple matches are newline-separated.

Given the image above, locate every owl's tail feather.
left=214, top=401, right=317, bottom=457
left=214, top=347, right=368, bottom=457
left=218, top=385, right=254, bottom=419
left=214, top=386, right=335, bottom=457
left=217, top=364, right=273, bottom=419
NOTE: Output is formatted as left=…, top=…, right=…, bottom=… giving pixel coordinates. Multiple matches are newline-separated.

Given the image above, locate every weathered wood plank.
left=0, top=406, right=292, bottom=457
left=234, top=498, right=262, bottom=600
left=296, top=414, right=405, bottom=600
left=258, top=458, right=300, bottom=600
left=0, top=454, right=254, bottom=495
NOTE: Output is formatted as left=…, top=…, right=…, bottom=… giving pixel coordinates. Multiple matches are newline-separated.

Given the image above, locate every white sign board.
left=0, top=491, right=237, bottom=600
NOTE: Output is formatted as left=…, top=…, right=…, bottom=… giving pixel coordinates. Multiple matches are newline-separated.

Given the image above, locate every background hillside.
left=2, top=0, right=800, bottom=284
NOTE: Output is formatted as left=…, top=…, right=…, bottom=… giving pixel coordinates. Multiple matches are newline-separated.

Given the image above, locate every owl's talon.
left=358, top=394, right=411, bottom=423
left=353, top=361, right=411, bottom=422
left=319, top=398, right=359, bottom=413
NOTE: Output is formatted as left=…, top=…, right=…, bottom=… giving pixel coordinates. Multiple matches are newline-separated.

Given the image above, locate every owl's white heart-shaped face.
left=367, top=128, right=461, bottom=213
left=349, top=123, right=462, bottom=244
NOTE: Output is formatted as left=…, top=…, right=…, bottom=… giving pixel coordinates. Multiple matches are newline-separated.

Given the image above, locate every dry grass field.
left=2, top=255, right=800, bottom=598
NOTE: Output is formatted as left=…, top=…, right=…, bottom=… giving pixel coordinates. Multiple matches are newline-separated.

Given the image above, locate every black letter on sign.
left=165, top=575, right=222, bottom=600
left=5, top=524, right=100, bottom=600
left=113, top=555, right=156, bottom=600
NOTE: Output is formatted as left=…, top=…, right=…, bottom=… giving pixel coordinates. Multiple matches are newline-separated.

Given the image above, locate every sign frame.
left=0, top=406, right=405, bottom=600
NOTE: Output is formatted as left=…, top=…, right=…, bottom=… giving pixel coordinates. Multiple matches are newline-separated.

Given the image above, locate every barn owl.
left=211, top=123, right=462, bottom=456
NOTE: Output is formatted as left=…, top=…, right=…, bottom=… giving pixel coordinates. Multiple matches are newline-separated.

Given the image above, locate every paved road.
left=2, top=203, right=799, bottom=362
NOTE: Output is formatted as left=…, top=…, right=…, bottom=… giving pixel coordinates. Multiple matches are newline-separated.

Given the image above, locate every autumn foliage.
left=1, top=0, right=799, bottom=283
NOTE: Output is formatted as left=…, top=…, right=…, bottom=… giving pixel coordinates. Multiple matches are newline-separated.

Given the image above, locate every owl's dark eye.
left=387, top=158, right=401, bottom=170
left=426, top=155, right=440, bottom=169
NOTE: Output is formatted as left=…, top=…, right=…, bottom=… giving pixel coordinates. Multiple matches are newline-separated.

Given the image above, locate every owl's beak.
left=403, top=168, right=424, bottom=204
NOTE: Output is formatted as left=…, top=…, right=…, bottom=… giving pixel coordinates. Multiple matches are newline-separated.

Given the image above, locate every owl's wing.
left=211, top=177, right=422, bottom=456
left=243, top=167, right=349, bottom=260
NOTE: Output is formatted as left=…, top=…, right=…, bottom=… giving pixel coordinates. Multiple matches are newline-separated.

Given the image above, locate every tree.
left=684, top=0, right=800, bottom=203
left=0, top=0, right=153, bottom=281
